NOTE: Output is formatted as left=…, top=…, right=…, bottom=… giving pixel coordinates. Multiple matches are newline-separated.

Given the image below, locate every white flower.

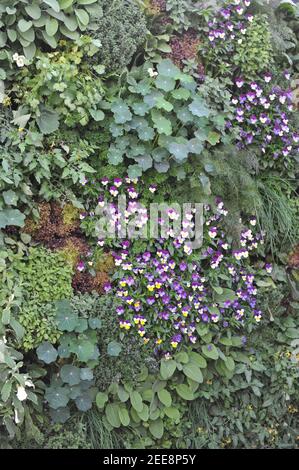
left=148, top=67, right=158, bottom=78
left=25, top=379, right=34, bottom=388
left=16, top=56, right=26, bottom=68
left=15, top=409, right=21, bottom=424
left=12, top=53, right=19, bottom=61
left=17, top=385, right=27, bottom=402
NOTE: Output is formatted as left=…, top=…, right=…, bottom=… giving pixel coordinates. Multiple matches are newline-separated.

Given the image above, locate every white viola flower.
left=17, top=385, right=27, bottom=402
left=148, top=67, right=158, bottom=78
left=25, top=380, right=34, bottom=388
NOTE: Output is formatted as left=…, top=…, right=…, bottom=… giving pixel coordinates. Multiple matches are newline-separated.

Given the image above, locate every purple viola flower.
left=147, top=297, right=155, bottom=305
left=246, top=91, right=256, bottom=102
left=179, top=261, right=188, bottom=272
left=77, top=261, right=85, bottom=272
left=235, top=77, right=244, bottom=88
left=284, top=70, right=291, bottom=80
left=220, top=8, right=231, bottom=19
left=103, top=282, right=112, bottom=293
left=264, top=72, right=272, bottom=83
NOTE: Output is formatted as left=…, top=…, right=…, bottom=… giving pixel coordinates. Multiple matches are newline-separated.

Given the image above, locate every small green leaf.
left=183, top=363, right=203, bottom=383
left=119, top=407, right=130, bottom=426
left=202, top=344, right=219, bottom=360
left=96, top=392, right=108, bottom=409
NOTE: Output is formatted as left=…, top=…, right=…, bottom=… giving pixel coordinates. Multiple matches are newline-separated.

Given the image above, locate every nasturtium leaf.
left=118, top=407, right=130, bottom=426
left=45, top=387, right=69, bottom=409
left=50, top=406, right=70, bottom=424
left=127, top=164, right=143, bottom=179
left=152, top=147, right=169, bottom=162
left=171, top=88, right=191, bottom=100
left=3, top=190, right=18, bottom=206
left=155, top=161, right=170, bottom=173
left=96, top=392, right=108, bottom=409
left=188, top=96, right=210, bottom=118
left=144, top=90, right=163, bottom=108
left=57, top=344, right=71, bottom=358
left=149, top=418, right=164, bottom=439
left=68, top=385, right=82, bottom=399
left=129, top=78, right=151, bottom=96
left=151, top=110, right=172, bottom=136
left=108, top=148, right=125, bottom=165
left=74, top=340, right=95, bottom=362
left=137, top=126, right=155, bottom=141
left=176, top=106, right=193, bottom=124
left=156, top=97, right=173, bottom=112
left=56, top=310, right=78, bottom=332
left=182, top=363, right=204, bottom=383
left=202, top=344, right=219, bottom=360
left=130, top=391, right=143, bottom=413
left=80, top=368, right=93, bottom=381
left=0, top=209, right=25, bottom=228
left=160, top=359, right=176, bottom=380
left=135, top=155, right=153, bottom=171
left=107, top=341, right=122, bottom=357
left=207, top=131, right=221, bottom=145
left=60, top=365, right=81, bottom=386
left=73, top=318, right=88, bottom=334
left=155, top=75, right=176, bottom=92
left=175, top=384, right=195, bottom=400
left=88, top=318, right=102, bottom=330
left=90, top=109, right=105, bottom=121
left=36, top=342, right=58, bottom=364
left=157, top=59, right=180, bottom=79
left=157, top=389, right=172, bottom=407
left=106, top=403, right=121, bottom=428
left=188, top=138, right=204, bottom=154
left=132, top=102, right=149, bottom=116
left=75, top=392, right=93, bottom=411
left=111, top=99, right=132, bottom=124
left=36, top=106, right=59, bottom=134
left=168, top=143, right=189, bottom=161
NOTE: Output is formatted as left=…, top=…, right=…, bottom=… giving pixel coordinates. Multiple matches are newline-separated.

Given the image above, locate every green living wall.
left=0, top=0, right=298, bottom=449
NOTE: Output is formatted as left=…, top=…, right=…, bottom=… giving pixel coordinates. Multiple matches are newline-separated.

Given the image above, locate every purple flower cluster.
left=208, top=1, right=252, bottom=44
left=230, top=74, right=298, bottom=160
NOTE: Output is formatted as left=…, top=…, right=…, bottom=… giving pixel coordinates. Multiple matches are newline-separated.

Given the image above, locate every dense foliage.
left=0, top=0, right=298, bottom=450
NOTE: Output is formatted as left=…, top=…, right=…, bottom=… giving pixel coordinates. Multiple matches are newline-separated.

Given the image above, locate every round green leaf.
left=36, top=341, right=58, bottom=364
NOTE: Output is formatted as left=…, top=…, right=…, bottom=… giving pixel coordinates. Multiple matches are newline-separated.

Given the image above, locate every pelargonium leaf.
left=168, top=143, right=189, bottom=162
left=111, top=99, right=132, bottom=124
left=127, top=165, right=142, bottom=180
left=137, top=126, right=155, bottom=141
left=132, top=102, right=149, bottom=116
left=88, top=318, right=102, bottom=330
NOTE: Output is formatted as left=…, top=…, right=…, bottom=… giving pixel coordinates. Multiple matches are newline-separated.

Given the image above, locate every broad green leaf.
left=183, top=363, right=203, bottom=383
left=25, top=5, right=41, bottom=20
left=130, top=391, right=143, bottom=413
left=44, top=0, right=60, bottom=12
left=175, top=384, right=195, bottom=400
left=36, top=106, right=59, bottom=134
left=46, top=18, right=59, bottom=37
left=75, top=9, right=89, bottom=26
left=3, top=190, right=18, bottom=206
left=75, top=392, right=92, bottom=411
left=160, top=359, right=176, bottom=379
left=105, top=403, right=121, bottom=428
left=157, top=389, right=172, bottom=407
left=18, top=19, right=33, bottom=33
left=149, top=418, right=164, bottom=439
left=202, top=344, right=219, bottom=360
left=118, top=407, right=130, bottom=426
left=155, top=75, right=176, bottom=92
left=164, top=407, right=180, bottom=421
left=50, top=407, right=70, bottom=423
left=0, top=209, right=25, bottom=228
